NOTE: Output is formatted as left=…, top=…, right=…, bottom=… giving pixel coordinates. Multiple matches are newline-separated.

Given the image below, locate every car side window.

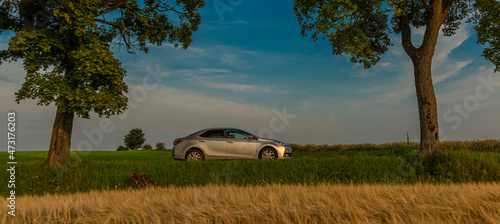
left=227, top=130, right=251, bottom=140
left=200, top=129, right=225, bottom=138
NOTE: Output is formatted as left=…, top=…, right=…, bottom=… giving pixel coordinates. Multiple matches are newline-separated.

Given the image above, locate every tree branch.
left=420, top=0, right=429, bottom=9
left=124, top=8, right=153, bottom=28
left=96, top=0, right=130, bottom=16
left=94, top=18, right=118, bottom=27
left=94, top=18, right=132, bottom=51
left=157, top=3, right=183, bottom=14
left=442, top=0, right=457, bottom=20
left=399, top=14, right=417, bottom=58
left=120, top=16, right=131, bottom=49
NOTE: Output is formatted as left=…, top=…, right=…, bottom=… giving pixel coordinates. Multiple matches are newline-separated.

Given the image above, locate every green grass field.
left=1, top=141, right=499, bottom=197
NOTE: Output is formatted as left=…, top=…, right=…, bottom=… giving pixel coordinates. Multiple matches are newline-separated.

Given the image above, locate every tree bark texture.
left=45, top=108, right=75, bottom=166
left=399, top=1, right=449, bottom=156
left=412, top=56, right=441, bottom=156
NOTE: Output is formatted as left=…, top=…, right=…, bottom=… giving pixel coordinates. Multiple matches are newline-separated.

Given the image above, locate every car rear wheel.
left=186, top=149, right=204, bottom=161
left=259, top=148, right=277, bottom=159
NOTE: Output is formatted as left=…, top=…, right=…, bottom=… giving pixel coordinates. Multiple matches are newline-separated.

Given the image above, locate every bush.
left=143, top=144, right=153, bottom=150
left=117, top=145, right=128, bottom=151
left=124, top=128, right=146, bottom=150
left=155, top=142, right=167, bottom=151
left=128, top=173, right=159, bottom=189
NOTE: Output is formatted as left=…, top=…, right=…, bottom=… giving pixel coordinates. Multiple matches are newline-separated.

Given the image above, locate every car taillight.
left=173, top=140, right=182, bottom=145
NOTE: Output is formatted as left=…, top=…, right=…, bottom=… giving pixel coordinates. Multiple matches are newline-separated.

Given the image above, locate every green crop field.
left=1, top=140, right=500, bottom=197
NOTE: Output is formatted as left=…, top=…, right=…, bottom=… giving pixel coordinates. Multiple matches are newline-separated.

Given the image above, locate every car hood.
left=259, top=138, right=292, bottom=148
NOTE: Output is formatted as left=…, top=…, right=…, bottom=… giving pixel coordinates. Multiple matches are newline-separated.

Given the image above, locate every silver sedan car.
left=172, top=128, right=293, bottom=160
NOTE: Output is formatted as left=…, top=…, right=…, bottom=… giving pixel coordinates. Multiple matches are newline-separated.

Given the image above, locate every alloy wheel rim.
left=188, top=152, right=202, bottom=160
left=262, top=150, right=275, bottom=159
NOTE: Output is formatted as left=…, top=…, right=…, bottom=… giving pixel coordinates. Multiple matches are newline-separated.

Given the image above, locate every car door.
left=197, top=129, right=226, bottom=159
left=225, top=129, right=258, bottom=159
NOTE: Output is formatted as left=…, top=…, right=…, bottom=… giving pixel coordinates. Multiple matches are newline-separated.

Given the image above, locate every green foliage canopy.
left=293, top=0, right=500, bottom=71
left=0, top=0, right=204, bottom=118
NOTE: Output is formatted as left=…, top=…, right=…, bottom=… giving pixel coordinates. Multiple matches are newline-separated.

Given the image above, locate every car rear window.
left=200, top=129, right=224, bottom=138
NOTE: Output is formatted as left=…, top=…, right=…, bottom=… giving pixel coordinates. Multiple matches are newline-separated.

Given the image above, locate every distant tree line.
left=117, top=128, right=168, bottom=151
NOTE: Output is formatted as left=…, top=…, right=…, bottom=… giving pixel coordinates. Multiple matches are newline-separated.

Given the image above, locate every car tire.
left=259, top=148, right=277, bottom=159
left=186, top=149, right=204, bottom=161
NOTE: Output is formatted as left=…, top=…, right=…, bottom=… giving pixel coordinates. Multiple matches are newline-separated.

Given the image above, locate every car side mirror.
left=249, top=135, right=258, bottom=140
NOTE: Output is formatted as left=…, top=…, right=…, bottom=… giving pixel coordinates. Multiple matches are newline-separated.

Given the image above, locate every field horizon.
left=7, top=139, right=500, bottom=152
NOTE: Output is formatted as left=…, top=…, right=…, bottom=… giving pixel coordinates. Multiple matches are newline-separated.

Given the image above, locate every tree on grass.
left=0, top=0, right=204, bottom=166
left=294, top=0, right=500, bottom=156
left=124, top=128, right=146, bottom=150
left=155, top=142, right=167, bottom=150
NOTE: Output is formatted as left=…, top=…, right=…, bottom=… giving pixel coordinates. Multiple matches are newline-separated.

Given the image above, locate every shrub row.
left=291, top=139, right=500, bottom=152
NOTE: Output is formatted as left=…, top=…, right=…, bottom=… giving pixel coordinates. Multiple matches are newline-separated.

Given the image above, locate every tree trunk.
left=45, top=107, right=75, bottom=166
left=412, top=55, right=441, bottom=156
left=399, top=2, right=445, bottom=156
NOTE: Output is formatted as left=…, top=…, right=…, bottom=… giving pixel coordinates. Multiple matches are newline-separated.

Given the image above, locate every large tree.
left=294, top=0, right=500, bottom=156
left=0, top=0, right=204, bottom=166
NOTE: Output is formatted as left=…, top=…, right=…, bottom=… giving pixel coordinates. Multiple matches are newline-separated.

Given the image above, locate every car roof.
left=189, top=127, right=251, bottom=136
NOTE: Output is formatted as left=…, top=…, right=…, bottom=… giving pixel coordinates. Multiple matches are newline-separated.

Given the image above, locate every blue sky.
left=1, top=0, right=499, bottom=151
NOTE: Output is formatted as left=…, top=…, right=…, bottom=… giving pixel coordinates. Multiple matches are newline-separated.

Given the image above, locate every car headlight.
left=273, top=140, right=292, bottom=149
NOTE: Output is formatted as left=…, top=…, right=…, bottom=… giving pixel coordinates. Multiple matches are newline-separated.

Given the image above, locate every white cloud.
left=160, top=66, right=268, bottom=93
left=437, top=66, right=498, bottom=105
left=432, top=26, right=471, bottom=70
left=243, top=50, right=259, bottom=56
left=153, top=43, right=205, bottom=54
left=229, top=20, right=254, bottom=25
left=222, top=54, right=253, bottom=69
left=350, top=69, right=374, bottom=79
left=199, top=68, right=230, bottom=73
left=200, top=20, right=258, bottom=31
left=203, top=81, right=271, bottom=93
left=434, top=60, right=473, bottom=84
left=147, top=85, right=269, bottom=116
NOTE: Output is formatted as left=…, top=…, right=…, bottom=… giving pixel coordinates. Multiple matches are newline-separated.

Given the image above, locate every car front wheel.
left=259, top=148, right=277, bottom=159
left=186, top=149, right=204, bottom=161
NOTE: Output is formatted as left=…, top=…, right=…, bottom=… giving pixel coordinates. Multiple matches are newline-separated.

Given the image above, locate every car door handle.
left=199, top=140, right=206, bottom=142
left=227, top=141, right=234, bottom=143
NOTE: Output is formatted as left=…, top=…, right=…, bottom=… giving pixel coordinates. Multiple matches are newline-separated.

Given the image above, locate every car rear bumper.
left=171, top=147, right=183, bottom=160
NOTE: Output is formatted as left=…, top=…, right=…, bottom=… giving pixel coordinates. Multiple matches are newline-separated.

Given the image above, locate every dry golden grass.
left=1, top=183, right=499, bottom=224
